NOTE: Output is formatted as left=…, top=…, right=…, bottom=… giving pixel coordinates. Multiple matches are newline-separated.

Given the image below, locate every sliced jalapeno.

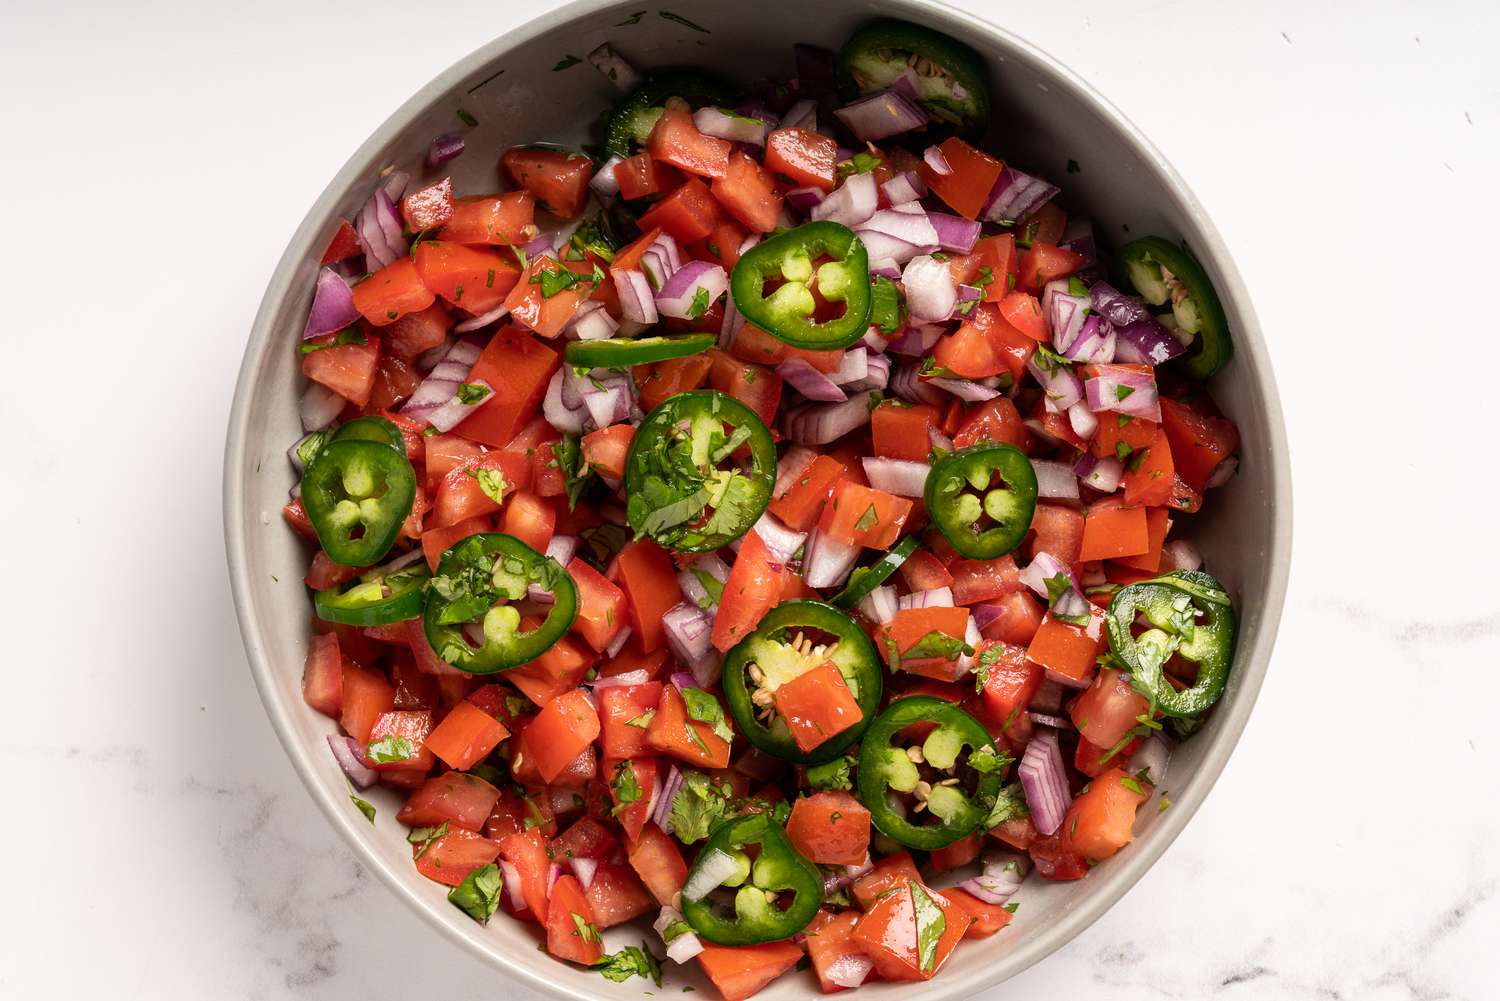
left=604, top=68, right=738, bottom=159
left=829, top=535, right=918, bottom=610
left=924, top=444, right=1037, bottom=559
left=680, top=812, right=822, bottom=945
left=300, top=439, right=417, bottom=567
left=563, top=333, right=715, bottom=369
left=722, top=600, right=883, bottom=765
left=835, top=19, right=991, bottom=132
left=856, top=696, right=1004, bottom=850
left=1106, top=570, right=1237, bottom=718
left=624, top=390, right=776, bottom=552
left=730, top=222, right=872, bottom=350
left=422, top=533, right=578, bottom=674
left=1115, top=236, right=1232, bottom=380
left=314, top=557, right=431, bottom=626
left=330, top=415, right=407, bottom=454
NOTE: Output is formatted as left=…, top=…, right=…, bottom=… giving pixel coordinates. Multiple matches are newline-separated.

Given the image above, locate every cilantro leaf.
left=967, top=747, right=1014, bottom=775
left=448, top=863, right=502, bottom=923
left=910, top=882, right=946, bottom=973
left=983, top=780, right=1031, bottom=828
left=805, top=756, right=854, bottom=791
left=667, top=770, right=731, bottom=843
left=551, top=435, right=593, bottom=511
left=469, top=467, right=507, bottom=505
left=406, top=821, right=450, bottom=860
left=349, top=793, right=376, bottom=824
left=681, top=688, right=734, bottom=744
left=456, top=382, right=491, bottom=405
left=611, top=760, right=643, bottom=811
left=596, top=942, right=663, bottom=985
left=366, top=735, right=416, bottom=764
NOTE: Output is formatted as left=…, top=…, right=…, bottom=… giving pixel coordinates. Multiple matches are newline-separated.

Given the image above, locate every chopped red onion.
left=1019, top=552, right=1076, bottom=601
left=779, top=98, right=817, bottom=131
left=1018, top=728, right=1072, bottom=835
left=1075, top=453, right=1124, bottom=493
left=784, top=391, right=873, bottom=445
left=543, top=367, right=587, bottom=435
left=1114, top=316, right=1187, bottom=365
left=902, top=254, right=957, bottom=322
left=1029, top=711, right=1074, bottom=730
left=861, top=456, right=929, bottom=497
left=683, top=847, right=740, bottom=902
left=845, top=351, right=891, bottom=392
left=960, top=855, right=1028, bottom=905
left=526, top=536, right=578, bottom=604
left=545, top=861, right=563, bottom=897
left=835, top=90, right=928, bottom=142
left=1206, top=456, right=1239, bottom=489
left=587, top=42, right=640, bottom=92
left=615, top=269, right=658, bottom=325
left=401, top=338, right=486, bottom=430
left=1127, top=733, right=1172, bottom=787
left=929, top=424, right=954, bottom=452
left=1162, top=539, right=1203, bottom=572
left=774, top=446, right=817, bottom=498
left=589, top=668, right=653, bottom=690
left=880, top=171, right=927, bottom=205
left=590, top=155, right=625, bottom=198
left=303, top=268, right=359, bottom=340
left=651, top=763, right=686, bottom=833
left=379, top=170, right=410, bottom=203
left=355, top=186, right=407, bottom=268
left=889, top=361, right=943, bottom=404
left=923, top=145, right=953, bottom=176
left=812, top=172, right=879, bottom=228
left=569, top=304, right=619, bottom=341
left=1043, top=279, right=1092, bottom=353
left=568, top=856, right=599, bottom=890
left=858, top=584, right=898, bottom=625
left=1067, top=400, right=1098, bottom=440
left=1089, top=281, right=1152, bottom=327
left=779, top=357, right=847, bottom=402
left=694, top=106, right=767, bottom=145
left=928, top=377, right=1001, bottom=402
left=830, top=348, right=869, bottom=386
left=860, top=324, right=891, bottom=350
left=928, top=212, right=981, bottom=254
left=655, top=906, right=704, bottom=963
left=500, top=861, right=527, bottom=913
left=983, top=165, right=1060, bottom=224
left=1032, top=459, right=1081, bottom=500
left=1028, top=355, right=1083, bottom=412
left=663, top=602, right=716, bottom=676
left=1029, top=680, right=1069, bottom=714
left=1083, top=365, right=1161, bottom=421
left=802, top=526, right=859, bottom=588
left=825, top=954, right=875, bottom=989
left=857, top=208, right=940, bottom=253
left=300, top=382, right=345, bottom=432
left=785, top=186, right=826, bottom=217
left=579, top=369, right=635, bottom=430
left=327, top=735, right=378, bottom=788
left=857, top=229, right=928, bottom=266
left=898, top=587, right=954, bottom=610
left=753, top=512, right=807, bottom=566
left=415, top=335, right=455, bottom=372
left=656, top=261, right=727, bottom=319
left=426, top=133, right=466, bottom=168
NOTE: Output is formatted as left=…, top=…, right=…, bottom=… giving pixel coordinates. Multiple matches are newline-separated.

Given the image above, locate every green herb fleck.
left=596, top=942, right=662, bottom=985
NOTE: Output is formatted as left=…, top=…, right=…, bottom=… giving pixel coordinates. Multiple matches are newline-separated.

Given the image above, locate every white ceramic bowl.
left=224, top=1, right=1292, bottom=997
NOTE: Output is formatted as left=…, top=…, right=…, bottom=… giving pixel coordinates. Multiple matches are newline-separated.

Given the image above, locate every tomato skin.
left=598, top=682, right=662, bottom=760
left=1025, top=606, right=1107, bottom=688
left=301, top=632, right=343, bottom=717
left=1061, top=767, right=1149, bottom=861
left=711, top=530, right=787, bottom=652
left=352, top=258, right=436, bottom=327
left=997, top=290, right=1047, bottom=340
left=1160, top=397, right=1239, bottom=492
left=500, top=490, right=555, bottom=554
left=934, top=319, right=1007, bottom=378
left=851, top=881, right=972, bottom=981
left=498, top=827, right=553, bottom=919
left=397, top=771, right=502, bottom=831
left=504, top=257, right=596, bottom=339
left=412, top=241, right=519, bottom=315
left=948, top=555, right=1022, bottom=606
left=584, top=862, right=655, bottom=928
left=1027, top=502, right=1085, bottom=566
left=359, top=709, right=436, bottom=772
left=900, top=549, right=954, bottom=591
left=439, top=192, right=537, bottom=246
left=929, top=831, right=982, bottom=873
left=635, top=354, right=713, bottom=412
left=728, top=322, right=844, bottom=372
left=646, top=685, right=731, bottom=767
left=648, top=107, right=732, bottom=179
left=615, top=539, right=685, bottom=653
left=400, top=175, right=455, bottom=230
left=1070, top=667, right=1149, bottom=750
left=944, top=886, right=1016, bottom=938
left=804, top=910, right=865, bottom=993
left=975, top=640, right=1043, bottom=730
left=613, top=152, right=683, bottom=200
left=580, top=423, right=634, bottom=480
left=506, top=623, right=595, bottom=707
left=697, top=942, right=805, bottom=1001
left=1017, top=242, right=1086, bottom=293
left=712, top=150, right=784, bottom=232
left=625, top=821, right=688, bottom=906
left=1079, top=500, right=1150, bottom=561
left=567, top=558, right=627, bottom=652
left=321, top=219, right=361, bottom=264
left=773, top=661, right=865, bottom=753
left=430, top=452, right=513, bottom=528
left=850, top=851, right=922, bottom=908
left=768, top=454, right=845, bottom=531
left=952, top=395, right=1031, bottom=452
left=520, top=689, right=600, bottom=784
left=452, top=327, right=561, bottom=447
left=968, top=235, right=1017, bottom=302
left=919, top=138, right=1003, bottom=219
left=785, top=790, right=870, bottom=865
left=414, top=827, right=501, bottom=887
left=977, top=589, right=1045, bottom=646
left=543, top=874, right=605, bottom=964
left=1121, top=427, right=1176, bottom=507
left=708, top=348, right=782, bottom=428
left=765, top=127, right=838, bottom=191
left=817, top=478, right=912, bottom=550
left=637, top=178, right=729, bottom=245
left=501, top=147, right=593, bottom=219
left=338, top=660, right=395, bottom=743
left=302, top=330, right=381, bottom=406
left=304, top=550, right=360, bottom=591
left=871, top=401, right=939, bottom=461
left=424, top=700, right=511, bottom=770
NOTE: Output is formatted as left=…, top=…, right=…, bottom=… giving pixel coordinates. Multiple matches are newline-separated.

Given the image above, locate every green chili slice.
left=314, top=559, right=431, bottom=626
left=1115, top=236, right=1232, bottom=380
left=924, top=444, right=1037, bottom=559
left=730, top=222, right=872, bottom=350
left=564, top=334, right=715, bottom=369
left=1106, top=570, right=1237, bottom=718
left=300, top=439, right=417, bottom=567
left=680, top=812, right=822, bottom=945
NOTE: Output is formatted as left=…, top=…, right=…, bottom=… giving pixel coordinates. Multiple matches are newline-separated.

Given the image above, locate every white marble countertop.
left=3, top=0, right=1496, bottom=997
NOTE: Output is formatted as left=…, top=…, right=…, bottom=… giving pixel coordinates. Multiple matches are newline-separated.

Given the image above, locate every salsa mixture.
left=285, top=18, right=1242, bottom=999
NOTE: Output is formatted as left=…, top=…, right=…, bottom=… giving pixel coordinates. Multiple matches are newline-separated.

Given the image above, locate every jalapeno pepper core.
left=624, top=390, right=776, bottom=552
left=314, top=559, right=431, bottom=626
left=924, top=444, right=1038, bottom=560
left=1115, top=236, right=1232, bottom=380
left=300, top=439, right=417, bottom=567
left=856, top=696, right=1003, bottom=850
left=422, top=532, right=578, bottom=674
left=730, top=222, right=872, bottom=350
left=680, top=812, right=823, bottom=945
left=722, top=600, right=883, bottom=765
left=835, top=19, right=991, bottom=131
left=1107, top=570, right=1237, bottom=718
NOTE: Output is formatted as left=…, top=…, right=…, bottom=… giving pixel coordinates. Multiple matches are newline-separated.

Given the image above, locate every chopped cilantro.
left=595, top=942, right=662, bottom=985
left=806, top=756, right=855, bottom=791
left=448, top=863, right=503, bottom=923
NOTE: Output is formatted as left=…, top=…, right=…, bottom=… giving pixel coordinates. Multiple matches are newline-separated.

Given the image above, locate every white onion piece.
left=682, top=848, right=740, bottom=902
left=825, top=954, right=875, bottom=989
left=569, top=856, right=599, bottom=889
left=1076, top=454, right=1124, bottom=493
left=902, top=254, right=957, bottom=322
left=327, top=735, right=378, bottom=788
left=1206, top=456, right=1239, bottom=489
left=774, top=446, right=817, bottom=498
left=543, top=368, right=587, bottom=434
left=587, top=43, right=640, bottom=92
left=858, top=584, right=898, bottom=625
left=300, top=382, right=345, bottom=432
left=802, top=527, right=859, bottom=588
left=1018, top=552, right=1074, bottom=600
left=500, top=860, right=527, bottom=912
left=753, top=512, right=806, bottom=566
left=453, top=302, right=510, bottom=332
left=655, top=907, right=704, bottom=963
left=568, top=303, right=619, bottom=340
left=861, top=457, right=929, bottom=497
left=1127, top=733, right=1173, bottom=787
left=590, top=155, right=625, bottom=197
left=898, top=587, right=954, bottom=610
left=528, top=536, right=578, bottom=604
left=1162, top=539, right=1203, bottom=572
left=784, top=391, right=873, bottom=445
left=694, top=106, right=767, bottom=145
left=1067, top=400, right=1099, bottom=440
left=812, top=172, right=879, bottom=228
left=1032, top=459, right=1080, bottom=500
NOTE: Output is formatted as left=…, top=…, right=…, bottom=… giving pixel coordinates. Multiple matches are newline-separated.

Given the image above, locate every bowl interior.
left=225, top=1, right=1289, bottom=998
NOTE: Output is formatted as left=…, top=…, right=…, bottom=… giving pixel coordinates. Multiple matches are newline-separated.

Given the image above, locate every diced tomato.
left=948, top=555, right=1022, bottom=606
left=584, top=861, right=655, bottom=928
left=649, top=107, right=731, bottom=179
left=702, top=221, right=751, bottom=270
left=711, top=529, right=786, bottom=652
left=520, top=689, right=600, bottom=784
left=397, top=771, right=502, bottom=831
left=637, top=178, right=729, bottom=245
left=498, top=827, right=552, bottom=918
left=625, top=821, right=688, bottom=906
left=1027, top=503, right=1085, bottom=566
left=321, top=220, right=361, bottom=265
left=352, top=258, right=435, bottom=327
left=338, top=660, right=394, bottom=743
left=1017, top=242, right=1086, bottom=294
left=991, top=816, right=1037, bottom=852
left=567, top=558, right=627, bottom=652
left=504, top=257, right=596, bottom=339
left=1071, top=667, right=1150, bottom=750
left=301, top=330, right=381, bottom=406
left=424, top=700, right=510, bottom=770
left=697, top=942, right=804, bottom=1001
left=498, top=490, right=554, bottom=554
left=707, top=348, right=782, bottom=427
left=1026, top=606, right=1107, bottom=687
left=1159, top=397, right=1239, bottom=492
left=772, top=662, right=864, bottom=754
left=895, top=549, right=951, bottom=592
left=283, top=497, right=318, bottom=543
left=944, top=886, right=1015, bottom=938
left=635, top=353, right=713, bottom=411
left=598, top=682, right=662, bottom=760
left=414, top=827, right=500, bottom=887
left=412, top=241, right=519, bottom=315
left=713, top=151, right=783, bottom=232
left=851, top=851, right=922, bottom=908
left=804, top=910, right=865, bottom=993
left=439, top=192, right=537, bottom=245
left=615, top=539, right=684, bottom=653
left=1120, top=427, right=1175, bottom=507
left=454, top=326, right=561, bottom=446
left=769, top=453, right=846, bottom=531
left=765, top=127, right=838, bottom=191
left=646, top=684, right=731, bottom=768
left=360, top=710, right=436, bottom=772
left=365, top=351, right=421, bottom=411
left=1061, top=767, right=1149, bottom=861
left=919, top=138, right=1002, bottom=219
left=1079, top=500, right=1149, bottom=561
left=430, top=452, right=515, bottom=528
left=975, top=640, right=1043, bottom=729
left=929, top=831, right=982, bottom=873
left=580, top=423, right=633, bottom=480
left=997, top=290, right=1047, bottom=340
left=401, top=176, right=455, bottom=231
left=785, top=790, right=870, bottom=865
left=507, top=621, right=595, bottom=707
left=977, top=589, right=1045, bottom=647
left=420, top=514, right=491, bottom=572
left=852, top=881, right=971, bottom=981
left=934, top=315, right=1008, bottom=378
left=304, top=550, right=360, bottom=591
left=614, top=152, right=684, bottom=200
left=871, top=401, right=938, bottom=461
left=1113, top=506, right=1172, bottom=573
left=501, top=147, right=593, bottom=219
left=817, top=478, right=912, bottom=550
left=966, top=235, right=1016, bottom=302
left=727, top=322, right=843, bottom=372
left=953, top=395, right=1031, bottom=451
left=542, top=874, right=605, bottom=964
left=301, top=632, right=342, bottom=717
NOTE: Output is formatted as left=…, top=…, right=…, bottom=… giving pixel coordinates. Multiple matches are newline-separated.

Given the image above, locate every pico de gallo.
left=287, top=18, right=1243, bottom=998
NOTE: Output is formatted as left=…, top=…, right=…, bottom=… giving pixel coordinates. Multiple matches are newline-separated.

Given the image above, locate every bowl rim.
left=223, top=0, right=1292, bottom=996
